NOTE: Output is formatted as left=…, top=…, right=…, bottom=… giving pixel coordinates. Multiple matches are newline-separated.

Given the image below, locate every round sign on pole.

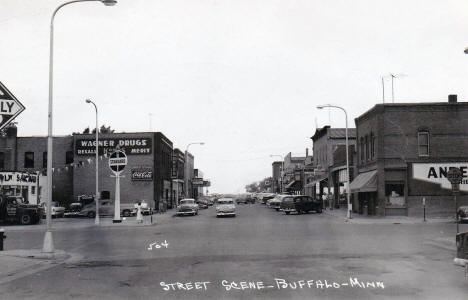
left=447, top=168, right=463, bottom=184
left=108, top=150, right=127, bottom=174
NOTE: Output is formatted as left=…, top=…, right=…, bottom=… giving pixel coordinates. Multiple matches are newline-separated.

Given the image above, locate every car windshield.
left=180, top=199, right=194, bottom=204
left=218, top=199, right=234, bottom=205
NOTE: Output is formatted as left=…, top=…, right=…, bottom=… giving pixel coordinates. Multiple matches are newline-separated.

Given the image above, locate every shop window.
left=32, top=186, right=36, bottom=195
left=365, top=135, right=369, bottom=160
left=24, top=152, right=34, bottom=168
left=43, top=152, right=47, bottom=168
left=418, top=132, right=429, bottom=156
left=385, top=182, right=405, bottom=207
left=360, top=137, right=364, bottom=162
left=66, top=151, right=74, bottom=164
left=0, top=152, right=4, bottom=169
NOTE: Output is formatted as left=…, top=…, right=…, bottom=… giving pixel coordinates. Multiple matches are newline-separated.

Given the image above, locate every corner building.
left=352, top=96, right=468, bottom=217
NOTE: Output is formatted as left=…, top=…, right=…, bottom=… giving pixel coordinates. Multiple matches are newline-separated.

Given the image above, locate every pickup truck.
left=0, top=195, right=43, bottom=225
left=280, top=195, right=322, bottom=215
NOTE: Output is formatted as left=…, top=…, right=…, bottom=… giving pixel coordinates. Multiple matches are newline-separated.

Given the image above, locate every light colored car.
left=177, top=198, right=199, bottom=216
left=216, top=198, right=236, bottom=217
left=40, top=201, right=65, bottom=218
left=267, top=195, right=288, bottom=211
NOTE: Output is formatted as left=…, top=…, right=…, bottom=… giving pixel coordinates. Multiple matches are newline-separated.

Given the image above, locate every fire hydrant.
left=0, top=228, right=5, bottom=251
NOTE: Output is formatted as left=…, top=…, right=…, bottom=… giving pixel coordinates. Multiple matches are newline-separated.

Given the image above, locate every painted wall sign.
left=131, top=168, right=153, bottom=181
left=412, top=163, right=468, bottom=191
left=75, top=138, right=152, bottom=156
left=0, top=172, right=38, bottom=186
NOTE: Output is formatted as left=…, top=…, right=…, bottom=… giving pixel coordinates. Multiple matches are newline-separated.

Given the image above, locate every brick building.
left=310, top=126, right=356, bottom=207
left=73, top=132, right=173, bottom=211
left=351, top=96, right=468, bottom=217
left=271, top=161, right=282, bottom=193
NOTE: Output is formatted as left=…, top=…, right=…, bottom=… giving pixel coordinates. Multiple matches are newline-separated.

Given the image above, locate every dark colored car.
left=280, top=195, right=322, bottom=215
left=457, top=206, right=468, bottom=224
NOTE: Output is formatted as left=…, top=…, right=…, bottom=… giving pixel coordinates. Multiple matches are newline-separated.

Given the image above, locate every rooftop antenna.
left=148, top=113, right=153, bottom=131
left=389, top=73, right=407, bottom=103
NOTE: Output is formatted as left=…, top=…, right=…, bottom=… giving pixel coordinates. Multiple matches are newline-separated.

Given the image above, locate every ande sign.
left=131, top=168, right=153, bottom=181
left=412, top=163, right=468, bottom=191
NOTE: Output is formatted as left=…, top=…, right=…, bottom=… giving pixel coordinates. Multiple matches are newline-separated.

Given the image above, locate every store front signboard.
left=76, top=138, right=152, bottom=156
left=412, top=163, right=468, bottom=191
left=131, top=168, right=153, bottom=181
left=192, top=178, right=204, bottom=186
left=0, top=172, right=37, bottom=186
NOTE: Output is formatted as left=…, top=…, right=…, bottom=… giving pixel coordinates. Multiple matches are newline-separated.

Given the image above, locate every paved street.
left=1, top=204, right=467, bottom=300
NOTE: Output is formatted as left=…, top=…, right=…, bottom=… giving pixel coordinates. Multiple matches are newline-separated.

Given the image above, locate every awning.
left=350, top=170, right=377, bottom=193
left=285, top=180, right=302, bottom=190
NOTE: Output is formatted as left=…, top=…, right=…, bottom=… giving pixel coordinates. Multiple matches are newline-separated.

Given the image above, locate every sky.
left=1, top=0, right=468, bottom=193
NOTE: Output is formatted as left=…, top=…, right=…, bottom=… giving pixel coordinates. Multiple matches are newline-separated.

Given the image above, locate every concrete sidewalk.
left=1, top=211, right=175, bottom=232
left=323, top=207, right=455, bottom=224
left=0, top=249, right=75, bottom=285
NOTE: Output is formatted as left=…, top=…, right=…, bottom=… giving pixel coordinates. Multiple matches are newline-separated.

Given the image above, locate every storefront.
left=0, top=171, right=40, bottom=204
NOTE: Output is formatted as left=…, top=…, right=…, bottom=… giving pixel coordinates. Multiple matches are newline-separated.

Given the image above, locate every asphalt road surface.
left=1, top=204, right=467, bottom=300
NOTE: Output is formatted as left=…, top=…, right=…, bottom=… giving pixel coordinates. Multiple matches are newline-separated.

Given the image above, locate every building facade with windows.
left=351, top=96, right=468, bottom=216
left=310, top=126, right=356, bottom=207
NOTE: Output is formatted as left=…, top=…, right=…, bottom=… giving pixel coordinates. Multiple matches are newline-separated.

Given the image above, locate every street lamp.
left=317, top=104, right=352, bottom=219
left=43, top=0, right=117, bottom=253
left=184, top=142, right=205, bottom=198
left=85, top=99, right=100, bottom=225
left=270, top=154, right=284, bottom=194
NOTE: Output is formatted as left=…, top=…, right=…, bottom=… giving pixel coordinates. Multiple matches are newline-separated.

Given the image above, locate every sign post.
left=108, top=149, right=127, bottom=223
left=447, top=167, right=463, bottom=233
left=422, top=197, right=426, bottom=222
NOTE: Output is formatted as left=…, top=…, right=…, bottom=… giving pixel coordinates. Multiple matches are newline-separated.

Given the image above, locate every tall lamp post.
left=270, top=154, right=284, bottom=194
left=317, top=104, right=352, bottom=219
left=85, top=99, right=100, bottom=225
left=184, top=142, right=205, bottom=198
left=43, top=0, right=117, bottom=253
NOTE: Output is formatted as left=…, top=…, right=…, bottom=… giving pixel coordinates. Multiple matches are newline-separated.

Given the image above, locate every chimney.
left=448, top=94, right=457, bottom=103
left=306, top=148, right=309, bottom=157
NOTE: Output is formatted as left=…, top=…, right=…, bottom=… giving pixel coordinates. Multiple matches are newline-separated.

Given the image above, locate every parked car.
left=64, top=202, right=82, bottom=217
left=78, top=200, right=115, bottom=218
left=216, top=198, right=236, bottom=217
left=261, top=194, right=276, bottom=205
left=177, top=198, right=199, bottom=216
left=40, top=201, right=65, bottom=218
left=236, top=196, right=248, bottom=204
left=267, top=195, right=288, bottom=211
left=196, top=199, right=209, bottom=209
left=0, top=195, right=43, bottom=225
left=457, top=206, right=468, bottom=223
left=280, top=195, right=323, bottom=215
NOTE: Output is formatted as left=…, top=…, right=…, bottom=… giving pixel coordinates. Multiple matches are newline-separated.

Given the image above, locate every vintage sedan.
left=216, top=198, right=236, bottom=217
left=267, top=195, right=288, bottom=211
left=280, top=195, right=323, bottom=215
left=177, top=199, right=199, bottom=216
left=458, top=206, right=468, bottom=223
left=40, top=201, right=65, bottom=218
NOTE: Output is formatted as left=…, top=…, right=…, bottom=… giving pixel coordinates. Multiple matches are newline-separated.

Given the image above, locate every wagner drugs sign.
left=412, top=163, right=468, bottom=191
left=75, top=137, right=152, bottom=156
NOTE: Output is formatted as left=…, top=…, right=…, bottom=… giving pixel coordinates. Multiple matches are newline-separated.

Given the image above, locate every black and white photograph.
left=1, top=1, right=468, bottom=299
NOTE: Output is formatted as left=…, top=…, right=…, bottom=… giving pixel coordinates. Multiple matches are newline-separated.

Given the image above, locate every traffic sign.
left=447, top=167, right=463, bottom=184
left=0, top=81, right=25, bottom=131
left=108, top=150, right=127, bottom=174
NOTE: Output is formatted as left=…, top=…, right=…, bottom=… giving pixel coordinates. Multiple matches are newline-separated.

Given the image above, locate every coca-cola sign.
left=131, top=168, right=153, bottom=181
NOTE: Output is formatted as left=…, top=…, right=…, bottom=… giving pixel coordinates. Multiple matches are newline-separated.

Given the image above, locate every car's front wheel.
left=122, top=210, right=131, bottom=217
left=87, top=211, right=96, bottom=218
left=285, top=211, right=290, bottom=215
left=20, top=214, right=32, bottom=225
